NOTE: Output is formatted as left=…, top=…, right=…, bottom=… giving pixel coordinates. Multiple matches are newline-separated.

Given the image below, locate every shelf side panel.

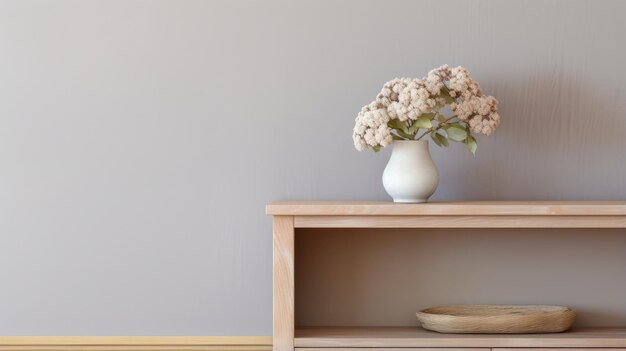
left=274, top=216, right=295, bottom=351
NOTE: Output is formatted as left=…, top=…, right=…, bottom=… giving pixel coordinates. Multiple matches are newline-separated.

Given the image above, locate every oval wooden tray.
left=416, top=305, right=576, bottom=334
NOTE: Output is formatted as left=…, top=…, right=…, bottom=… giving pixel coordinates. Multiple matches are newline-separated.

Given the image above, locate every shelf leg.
left=273, top=215, right=294, bottom=351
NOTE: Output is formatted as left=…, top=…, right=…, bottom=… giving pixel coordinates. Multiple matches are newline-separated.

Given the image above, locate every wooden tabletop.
left=266, top=201, right=626, bottom=216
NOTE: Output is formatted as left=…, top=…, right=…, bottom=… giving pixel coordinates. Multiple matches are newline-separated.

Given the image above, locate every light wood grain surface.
left=273, top=202, right=626, bottom=350
left=267, top=201, right=626, bottom=216
left=0, top=336, right=272, bottom=351
left=294, top=215, right=626, bottom=228
left=294, top=327, right=626, bottom=348
left=273, top=216, right=295, bottom=351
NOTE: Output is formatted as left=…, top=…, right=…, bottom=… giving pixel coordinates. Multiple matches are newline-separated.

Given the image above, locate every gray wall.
left=0, top=0, right=625, bottom=336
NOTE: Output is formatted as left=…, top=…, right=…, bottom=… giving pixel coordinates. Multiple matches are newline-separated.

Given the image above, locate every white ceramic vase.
left=382, top=140, right=439, bottom=203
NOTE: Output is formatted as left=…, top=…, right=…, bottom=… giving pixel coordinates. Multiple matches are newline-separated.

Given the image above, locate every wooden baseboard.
left=0, top=336, right=272, bottom=351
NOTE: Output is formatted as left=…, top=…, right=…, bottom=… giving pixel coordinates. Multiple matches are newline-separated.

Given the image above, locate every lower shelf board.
left=294, top=326, right=626, bottom=348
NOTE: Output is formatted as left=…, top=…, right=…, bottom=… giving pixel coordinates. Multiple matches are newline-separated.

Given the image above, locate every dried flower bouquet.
left=353, top=65, right=500, bottom=153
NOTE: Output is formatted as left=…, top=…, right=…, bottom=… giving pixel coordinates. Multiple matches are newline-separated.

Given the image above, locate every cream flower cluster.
left=445, top=66, right=500, bottom=135
left=353, top=65, right=500, bottom=151
left=352, top=104, right=393, bottom=151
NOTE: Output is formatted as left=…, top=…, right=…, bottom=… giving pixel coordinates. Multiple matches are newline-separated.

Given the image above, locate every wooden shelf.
left=294, top=327, right=626, bottom=348
left=267, top=201, right=626, bottom=216
left=270, top=202, right=626, bottom=351
left=268, top=201, right=626, bottom=228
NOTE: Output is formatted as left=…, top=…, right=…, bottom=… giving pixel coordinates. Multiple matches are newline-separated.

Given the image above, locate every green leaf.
left=431, top=133, right=442, bottom=147
left=388, top=120, right=409, bottom=135
left=407, top=116, right=433, bottom=135
left=414, top=116, right=432, bottom=129
left=433, top=132, right=449, bottom=147
left=373, top=145, right=381, bottom=152
left=465, top=135, right=477, bottom=154
left=421, top=113, right=437, bottom=120
left=387, top=120, right=413, bottom=139
left=438, top=133, right=449, bottom=147
left=445, top=126, right=467, bottom=142
left=447, top=122, right=466, bottom=130
left=395, top=129, right=414, bottom=139
left=437, top=115, right=446, bottom=123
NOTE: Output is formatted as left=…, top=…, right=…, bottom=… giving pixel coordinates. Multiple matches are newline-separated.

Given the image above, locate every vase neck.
left=393, top=140, right=430, bottom=153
